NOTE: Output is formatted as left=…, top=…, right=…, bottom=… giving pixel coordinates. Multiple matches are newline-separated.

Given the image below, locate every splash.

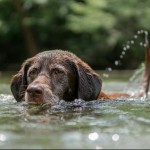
left=0, top=94, right=15, bottom=104
left=103, top=30, right=149, bottom=79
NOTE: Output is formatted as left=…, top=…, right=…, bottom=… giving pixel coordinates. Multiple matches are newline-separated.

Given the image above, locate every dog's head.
left=11, top=50, right=102, bottom=104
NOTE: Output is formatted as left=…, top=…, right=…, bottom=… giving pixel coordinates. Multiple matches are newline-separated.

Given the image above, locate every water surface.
left=0, top=72, right=149, bottom=149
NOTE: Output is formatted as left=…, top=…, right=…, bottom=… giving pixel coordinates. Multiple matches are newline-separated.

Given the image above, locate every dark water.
left=0, top=73, right=150, bottom=149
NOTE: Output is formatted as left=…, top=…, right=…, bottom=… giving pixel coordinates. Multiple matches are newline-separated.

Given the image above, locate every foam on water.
left=0, top=94, right=15, bottom=104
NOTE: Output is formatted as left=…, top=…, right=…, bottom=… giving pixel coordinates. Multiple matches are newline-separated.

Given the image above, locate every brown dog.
left=10, top=37, right=150, bottom=104
left=11, top=50, right=102, bottom=104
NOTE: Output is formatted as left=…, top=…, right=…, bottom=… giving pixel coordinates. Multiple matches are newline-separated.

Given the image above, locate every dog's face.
left=11, top=50, right=102, bottom=105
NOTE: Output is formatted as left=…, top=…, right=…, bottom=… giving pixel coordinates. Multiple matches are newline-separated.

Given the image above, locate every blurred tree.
left=66, top=0, right=150, bottom=69
left=13, top=0, right=38, bottom=56
left=0, top=0, right=150, bottom=71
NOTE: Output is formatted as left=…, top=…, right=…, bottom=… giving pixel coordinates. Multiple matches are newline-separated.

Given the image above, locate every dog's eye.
left=52, top=69, right=63, bottom=75
left=53, top=70, right=61, bottom=75
left=29, top=68, right=38, bottom=76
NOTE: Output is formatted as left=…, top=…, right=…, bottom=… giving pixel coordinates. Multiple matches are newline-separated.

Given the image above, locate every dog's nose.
left=27, top=86, right=43, bottom=96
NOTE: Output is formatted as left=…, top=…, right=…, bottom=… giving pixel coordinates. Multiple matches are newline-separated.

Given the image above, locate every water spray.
left=103, top=30, right=149, bottom=79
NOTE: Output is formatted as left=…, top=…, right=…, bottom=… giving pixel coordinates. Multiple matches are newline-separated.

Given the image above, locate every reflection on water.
left=112, top=134, right=119, bottom=142
left=0, top=72, right=150, bottom=149
left=88, top=132, right=99, bottom=141
left=0, top=91, right=150, bottom=149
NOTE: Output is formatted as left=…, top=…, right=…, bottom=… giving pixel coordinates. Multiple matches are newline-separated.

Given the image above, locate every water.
left=0, top=72, right=150, bottom=149
left=103, top=30, right=149, bottom=79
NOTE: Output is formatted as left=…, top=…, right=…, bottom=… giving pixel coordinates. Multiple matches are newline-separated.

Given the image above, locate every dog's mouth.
left=25, top=96, right=59, bottom=105
left=27, top=101, right=43, bottom=105
left=21, top=101, right=52, bottom=115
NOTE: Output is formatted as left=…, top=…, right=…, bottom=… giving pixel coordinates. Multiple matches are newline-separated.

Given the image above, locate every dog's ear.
left=75, top=60, right=102, bottom=101
left=10, top=58, right=32, bottom=102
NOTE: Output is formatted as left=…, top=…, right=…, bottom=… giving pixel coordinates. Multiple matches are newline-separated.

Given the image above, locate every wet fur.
left=11, top=50, right=102, bottom=104
left=11, top=45, right=150, bottom=104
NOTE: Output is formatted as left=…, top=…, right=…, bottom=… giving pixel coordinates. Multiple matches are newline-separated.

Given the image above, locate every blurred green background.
left=0, top=0, right=150, bottom=71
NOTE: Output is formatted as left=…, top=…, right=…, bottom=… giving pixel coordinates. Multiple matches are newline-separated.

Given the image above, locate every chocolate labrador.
left=11, top=37, right=150, bottom=104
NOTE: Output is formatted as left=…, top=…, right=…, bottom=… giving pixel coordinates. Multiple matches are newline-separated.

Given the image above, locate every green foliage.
left=0, top=0, right=150, bottom=70
left=67, top=0, right=116, bottom=32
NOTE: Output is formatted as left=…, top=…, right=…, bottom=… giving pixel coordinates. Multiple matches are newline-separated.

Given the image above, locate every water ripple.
left=0, top=94, right=15, bottom=104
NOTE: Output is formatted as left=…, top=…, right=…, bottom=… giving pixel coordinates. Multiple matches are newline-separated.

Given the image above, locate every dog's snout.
left=27, top=85, right=43, bottom=96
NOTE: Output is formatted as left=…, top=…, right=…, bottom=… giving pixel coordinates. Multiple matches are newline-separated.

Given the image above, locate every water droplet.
left=140, top=30, right=144, bottom=33
left=126, top=45, right=130, bottom=49
left=115, top=60, right=119, bottom=66
left=143, top=43, right=147, bottom=47
left=130, top=40, right=134, bottom=44
left=134, top=35, right=138, bottom=39
left=112, top=134, right=119, bottom=142
left=127, top=41, right=130, bottom=44
left=144, top=31, right=148, bottom=36
left=123, top=47, right=127, bottom=51
left=88, top=132, right=99, bottom=141
left=120, top=55, right=123, bottom=59
left=137, top=30, right=141, bottom=34
left=122, top=51, right=125, bottom=55
left=140, top=42, right=143, bottom=46
left=103, top=73, right=109, bottom=78
left=107, top=67, right=112, bottom=72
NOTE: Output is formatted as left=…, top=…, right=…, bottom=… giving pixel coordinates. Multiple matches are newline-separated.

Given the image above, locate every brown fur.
left=11, top=50, right=101, bottom=104
left=10, top=46, right=150, bottom=105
